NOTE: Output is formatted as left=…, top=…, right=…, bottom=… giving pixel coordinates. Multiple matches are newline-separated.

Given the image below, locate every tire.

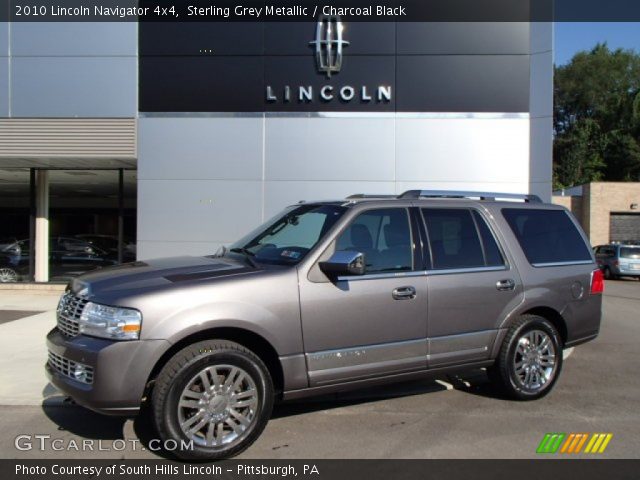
left=0, top=268, right=18, bottom=283
left=603, top=267, right=617, bottom=280
left=152, top=340, right=274, bottom=460
left=488, top=315, right=563, bottom=400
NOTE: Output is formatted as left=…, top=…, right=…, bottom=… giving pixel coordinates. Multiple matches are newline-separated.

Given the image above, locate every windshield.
left=620, top=247, right=640, bottom=259
left=230, top=204, right=347, bottom=265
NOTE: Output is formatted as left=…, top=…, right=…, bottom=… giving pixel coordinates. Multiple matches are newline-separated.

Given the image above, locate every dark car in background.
left=594, top=243, right=640, bottom=280
left=0, top=237, right=118, bottom=282
left=75, top=234, right=136, bottom=263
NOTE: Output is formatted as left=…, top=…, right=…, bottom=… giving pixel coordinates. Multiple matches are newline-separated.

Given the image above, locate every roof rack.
left=346, top=194, right=398, bottom=199
left=398, top=190, right=542, bottom=203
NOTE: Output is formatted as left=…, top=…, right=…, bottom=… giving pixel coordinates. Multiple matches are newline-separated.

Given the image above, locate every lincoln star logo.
left=309, top=15, right=349, bottom=78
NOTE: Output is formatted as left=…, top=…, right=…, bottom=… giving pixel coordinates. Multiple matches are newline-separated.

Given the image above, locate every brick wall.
left=553, top=183, right=640, bottom=245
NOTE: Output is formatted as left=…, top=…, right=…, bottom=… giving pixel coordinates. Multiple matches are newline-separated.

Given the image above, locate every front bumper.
left=45, top=328, right=170, bottom=416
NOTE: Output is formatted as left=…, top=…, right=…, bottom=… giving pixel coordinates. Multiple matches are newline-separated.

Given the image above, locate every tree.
left=554, top=43, right=640, bottom=189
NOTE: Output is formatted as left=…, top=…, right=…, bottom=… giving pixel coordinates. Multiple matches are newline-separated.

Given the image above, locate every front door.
left=299, top=207, right=428, bottom=386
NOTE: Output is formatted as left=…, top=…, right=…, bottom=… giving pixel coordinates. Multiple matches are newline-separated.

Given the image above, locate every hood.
left=69, top=255, right=259, bottom=299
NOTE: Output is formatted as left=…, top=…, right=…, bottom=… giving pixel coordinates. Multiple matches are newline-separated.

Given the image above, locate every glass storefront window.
left=0, top=168, right=32, bottom=283
left=0, top=168, right=136, bottom=284
left=48, top=170, right=137, bottom=283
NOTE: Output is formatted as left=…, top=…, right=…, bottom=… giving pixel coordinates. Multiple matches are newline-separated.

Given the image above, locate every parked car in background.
left=75, top=234, right=136, bottom=263
left=0, top=237, right=118, bottom=282
left=47, top=191, right=602, bottom=460
left=594, top=243, right=640, bottom=280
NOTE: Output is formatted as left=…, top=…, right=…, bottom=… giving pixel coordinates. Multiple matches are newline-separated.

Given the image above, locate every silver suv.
left=594, top=243, right=640, bottom=280
left=46, top=191, right=603, bottom=460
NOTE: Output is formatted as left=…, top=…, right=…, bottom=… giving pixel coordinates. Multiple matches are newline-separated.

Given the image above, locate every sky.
left=554, top=22, right=640, bottom=65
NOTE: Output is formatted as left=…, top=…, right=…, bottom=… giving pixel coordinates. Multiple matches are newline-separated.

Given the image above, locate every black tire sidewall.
left=503, top=317, right=563, bottom=400
left=160, top=347, right=272, bottom=460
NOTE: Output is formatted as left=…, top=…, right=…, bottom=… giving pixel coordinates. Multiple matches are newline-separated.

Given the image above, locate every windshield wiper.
left=229, top=247, right=258, bottom=268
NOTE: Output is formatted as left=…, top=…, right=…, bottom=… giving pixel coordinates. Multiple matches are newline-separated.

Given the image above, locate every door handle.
left=496, top=279, right=516, bottom=291
left=392, top=286, right=417, bottom=300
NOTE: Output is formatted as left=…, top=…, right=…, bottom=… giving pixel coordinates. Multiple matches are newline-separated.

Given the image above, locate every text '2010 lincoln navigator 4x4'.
left=46, top=191, right=603, bottom=459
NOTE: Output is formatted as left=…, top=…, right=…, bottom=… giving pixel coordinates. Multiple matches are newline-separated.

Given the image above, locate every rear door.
left=421, top=207, right=524, bottom=367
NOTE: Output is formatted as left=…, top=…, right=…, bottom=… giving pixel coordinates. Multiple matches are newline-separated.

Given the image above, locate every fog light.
left=73, top=364, right=88, bottom=383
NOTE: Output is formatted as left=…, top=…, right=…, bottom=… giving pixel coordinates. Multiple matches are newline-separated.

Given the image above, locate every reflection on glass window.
left=336, top=208, right=413, bottom=273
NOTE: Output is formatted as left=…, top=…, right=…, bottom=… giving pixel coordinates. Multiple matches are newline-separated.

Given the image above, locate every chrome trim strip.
left=531, top=260, right=594, bottom=268
left=428, top=330, right=496, bottom=366
left=427, top=266, right=508, bottom=276
left=309, top=357, right=426, bottom=386
left=428, top=330, right=496, bottom=356
left=428, top=346, right=489, bottom=361
left=307, top=338, right=427, bottom=371
left=337, top=271, right=427, bottom=282
left=337, top=266, right=508, bottom=281
left=139, top=112, right=530, bottom=120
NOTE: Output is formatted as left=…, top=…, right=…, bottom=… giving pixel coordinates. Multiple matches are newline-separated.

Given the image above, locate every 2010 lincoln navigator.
left=46, top=190, right=603, bottom=459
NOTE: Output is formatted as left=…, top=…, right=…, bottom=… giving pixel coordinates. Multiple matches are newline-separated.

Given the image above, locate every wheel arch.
left=519, top=306, right=568, bottom=346
left=145, top=327, right=285, bottom=400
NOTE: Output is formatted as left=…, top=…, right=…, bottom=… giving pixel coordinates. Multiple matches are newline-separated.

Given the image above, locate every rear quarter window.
left=502, top=208, right=592, bottom=266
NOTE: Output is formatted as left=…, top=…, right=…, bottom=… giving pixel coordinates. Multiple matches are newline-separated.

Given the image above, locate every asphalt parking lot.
left=0, top=280, right=638, bottom=459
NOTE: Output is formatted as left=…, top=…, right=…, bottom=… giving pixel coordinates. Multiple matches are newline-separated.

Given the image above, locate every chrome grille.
left=47, top=351, right=94, bottom=385
left=56, top=293, right=88, bottom=338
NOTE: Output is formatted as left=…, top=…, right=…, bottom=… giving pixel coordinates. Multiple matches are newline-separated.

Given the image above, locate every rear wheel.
left=489, top=315, right=562, bottom=400
left=603, top=267, right=617, bottom=280
left=152, top=340, right=273, bottom=460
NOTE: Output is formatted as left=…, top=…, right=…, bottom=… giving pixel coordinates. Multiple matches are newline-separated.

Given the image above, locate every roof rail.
left=398, top=190, right=543, bottom=203
left=346, top=194, right=397, bottom=199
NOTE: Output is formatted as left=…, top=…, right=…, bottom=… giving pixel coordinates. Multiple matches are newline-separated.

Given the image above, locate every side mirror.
left=319, top=250, right=366, bottom=278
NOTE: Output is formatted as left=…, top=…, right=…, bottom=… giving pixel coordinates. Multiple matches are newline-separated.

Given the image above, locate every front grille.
left=47, top=351, right=94, bottom=385
left=56, top=293, right=88, bottom=338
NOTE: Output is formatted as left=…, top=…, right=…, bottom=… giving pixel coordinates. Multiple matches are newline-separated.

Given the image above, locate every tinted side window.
left=472, top=211, right=505, bottom=267
left=502, top=209, right=592, bottom=265
left=422, top=209, right=485, bottom=270
left=336, top=208, right=413, bottom=273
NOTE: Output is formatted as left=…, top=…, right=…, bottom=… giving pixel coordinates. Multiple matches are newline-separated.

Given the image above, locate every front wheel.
left=152, top=340, right=274, bottom=460
left=489, top=315, right=563, bottom=400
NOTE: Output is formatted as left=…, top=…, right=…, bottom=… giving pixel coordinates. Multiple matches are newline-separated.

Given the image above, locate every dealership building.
left=0, top=20, right=553, bottom=282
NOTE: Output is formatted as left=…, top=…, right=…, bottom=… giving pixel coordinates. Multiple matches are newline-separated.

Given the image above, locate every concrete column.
left=34, top=170, right=49, bottom=283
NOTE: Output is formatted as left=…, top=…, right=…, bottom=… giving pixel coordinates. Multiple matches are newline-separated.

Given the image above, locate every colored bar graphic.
left=560, top=433, right=589, bottom=453
left=537, top=433, right=566, bottom=453
left=538, top=433, right=613, bottom=454
left=585, top=433, right=614, bottom=454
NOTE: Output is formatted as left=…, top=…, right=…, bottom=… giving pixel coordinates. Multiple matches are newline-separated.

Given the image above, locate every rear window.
left=620, top=247, right=640, bottom=259
left=502, top=209, right=592, bottom=266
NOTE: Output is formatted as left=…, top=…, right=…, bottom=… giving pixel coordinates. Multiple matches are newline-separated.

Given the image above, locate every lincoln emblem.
left=309, top=15, right=349, bottom=78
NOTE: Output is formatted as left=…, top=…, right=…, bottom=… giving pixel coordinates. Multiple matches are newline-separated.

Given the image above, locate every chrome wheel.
left=177, top=364, right=259, bottom=448
left=0, top=268, right=18, bottom=283
left=513, top=329, right=557, bottom=391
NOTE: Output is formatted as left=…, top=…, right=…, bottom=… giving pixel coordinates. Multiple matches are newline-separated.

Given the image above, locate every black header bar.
left=4, top=0, right=640, bottom=22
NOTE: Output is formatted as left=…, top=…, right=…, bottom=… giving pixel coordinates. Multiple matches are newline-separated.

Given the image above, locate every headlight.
left=79, top=302, right=142, bottom=340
